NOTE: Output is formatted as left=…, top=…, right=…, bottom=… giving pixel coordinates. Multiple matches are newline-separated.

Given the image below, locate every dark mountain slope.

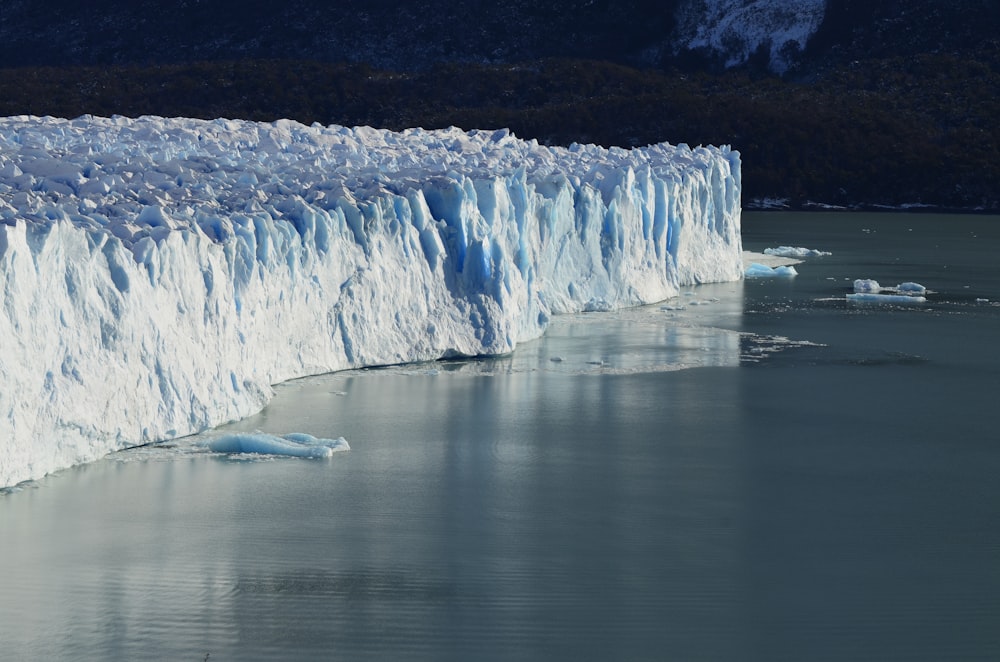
left=3, top=55, right=996, bottom=210
left=0, top=0, right=680, bottom=70
left=804, top=0, right=1000, bottom=65
left=4, top=0, right=996, bottom=75
left=1, top=1, right=998, bottom=210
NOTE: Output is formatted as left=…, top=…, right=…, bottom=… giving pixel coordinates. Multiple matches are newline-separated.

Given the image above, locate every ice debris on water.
left=897, top=282, right=926, bottom=295
left=745, top=263, right=798, bottom=278
left=848, top=279, right=928, bottom=303
left=199, top=432, right=349, bottom=458
left=853, top=279, right=881, bottom=293
left=764, top=246, right=831, bottom=257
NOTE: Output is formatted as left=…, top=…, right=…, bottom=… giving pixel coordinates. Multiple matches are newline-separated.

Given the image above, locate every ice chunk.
left=200, top=432, right=349, bottom=457
left=853, top=279, right=881, bottom=293
left=281, top=432, right=351, bottom=452
left=852, top=279, right=928, bottom=299
left=897, top=282, right=926, bottom=295
left=764, top=246, right=831, bottom=257
left=745, top=262, right=797, bottom=278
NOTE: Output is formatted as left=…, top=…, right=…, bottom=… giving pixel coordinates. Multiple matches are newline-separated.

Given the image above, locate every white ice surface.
left=897, top=282, right=926, bottom=295
left=853, top=279, right=928, bottom=296
left=849, top=279, right=929, bottom=303
left=764, top=246, right=831, bottom=258
left=0, top=115, right=742, bottom=487
left=853, top=278, right=882, bottom=293
left=741, top=250, right=801, bottom=268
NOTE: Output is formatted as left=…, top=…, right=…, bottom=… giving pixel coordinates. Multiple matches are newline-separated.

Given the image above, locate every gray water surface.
left=2, top=213, right=999, bottom=661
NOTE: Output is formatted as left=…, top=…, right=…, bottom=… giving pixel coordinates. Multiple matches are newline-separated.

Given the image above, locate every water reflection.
left=1, top=280, right=753, bottom=660
left=6, top=214, right=999, bottom=660
left=342, top=280, right=747, bottom=379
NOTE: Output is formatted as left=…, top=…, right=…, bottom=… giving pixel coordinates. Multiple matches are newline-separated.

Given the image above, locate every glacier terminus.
left=0, top=115, right=742, bottom=488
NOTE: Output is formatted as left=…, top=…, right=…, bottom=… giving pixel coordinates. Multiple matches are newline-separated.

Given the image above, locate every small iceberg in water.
left=745, top=263, right=798, bottom=278
left=848, top=279, right=927, bottom=303
left=764, top=246, right=832, bottom=258
left=853, top=279, right=882, bottom=293
left=897, top=282, right=927, bottom=295
left=199, top=432, right=350, bottom=458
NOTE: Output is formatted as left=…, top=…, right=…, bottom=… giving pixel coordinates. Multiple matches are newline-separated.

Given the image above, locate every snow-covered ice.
left=853, top=279, right=928, bottom=295
left=0, top=115, right=742, bottom=487
left=764, top=246, right=831, bottom=258
left=897, top=282, right=926, bottom=295
left=854, top=279, right=882, bottom=293
left=849, top=279, right=928, bottom=303
left=741, top=250, right=800, bottom=269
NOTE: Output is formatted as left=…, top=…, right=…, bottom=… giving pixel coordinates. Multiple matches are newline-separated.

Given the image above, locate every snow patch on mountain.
left=674, top=0, right=827, bottom=73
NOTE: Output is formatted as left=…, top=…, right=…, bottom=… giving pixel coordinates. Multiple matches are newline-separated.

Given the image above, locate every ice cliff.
left=0, top=115, right=742, bottom=487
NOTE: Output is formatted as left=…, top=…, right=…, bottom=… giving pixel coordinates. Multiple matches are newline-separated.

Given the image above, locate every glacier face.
left=0, top=115, right=742, bottom=488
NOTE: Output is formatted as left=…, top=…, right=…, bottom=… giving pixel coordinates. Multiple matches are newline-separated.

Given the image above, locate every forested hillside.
left=1, top=1, right=997, bottom=210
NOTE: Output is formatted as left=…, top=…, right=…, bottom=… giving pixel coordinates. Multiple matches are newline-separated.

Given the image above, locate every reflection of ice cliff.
left=363, top=286, right=749, bottom=378
left=0, top=115, right=742, bottom=487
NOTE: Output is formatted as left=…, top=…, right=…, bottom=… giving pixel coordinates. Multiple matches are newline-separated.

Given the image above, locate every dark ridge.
left=1, top=2, right=998, bottom=211
left=1, top=55, right=997, bottom=211
left=0, top=0, right=681, bottom=70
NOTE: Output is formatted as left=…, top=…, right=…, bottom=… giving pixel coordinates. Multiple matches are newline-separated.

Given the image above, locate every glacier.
left=0, top=114, right=742, bottom=488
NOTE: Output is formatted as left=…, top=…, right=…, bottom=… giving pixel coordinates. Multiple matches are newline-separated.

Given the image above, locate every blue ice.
left=201, top=432, right=350, bottom=458
left=745, top=262, right=798, bottom=278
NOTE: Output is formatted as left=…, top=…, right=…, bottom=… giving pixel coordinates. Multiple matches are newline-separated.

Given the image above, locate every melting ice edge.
left=0, top=115, right=742, bottom=486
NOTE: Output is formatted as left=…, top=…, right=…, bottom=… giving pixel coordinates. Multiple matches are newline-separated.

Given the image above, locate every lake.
left=2, top=212, right=999, bottom=661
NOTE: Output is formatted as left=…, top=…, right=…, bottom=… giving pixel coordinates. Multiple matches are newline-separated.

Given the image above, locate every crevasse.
left=0, top=115, right=742, bottom=487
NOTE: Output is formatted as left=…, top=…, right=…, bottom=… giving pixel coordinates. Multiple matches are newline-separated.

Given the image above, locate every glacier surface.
left=0, top=115, right=742, bottom=488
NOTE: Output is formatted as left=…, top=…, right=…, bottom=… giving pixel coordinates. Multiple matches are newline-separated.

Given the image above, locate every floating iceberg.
left=846, top=293, right=927, bottom=304
left=849, top=279, right=927, bottom=303
left=745, top=262, right=797, bottom=278
left=0, top=115, right=742, bottom=487
left=199, top=432, right=349, bottom=458
left=853, top=279, right=881, bottom=293
left=897, top=282, right=926, bottom=295
left=764, top=246, right=831, bottom=258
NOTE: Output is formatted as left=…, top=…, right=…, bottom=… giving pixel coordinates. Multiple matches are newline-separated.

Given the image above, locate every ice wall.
left=0, top=115, right=742, bottom=487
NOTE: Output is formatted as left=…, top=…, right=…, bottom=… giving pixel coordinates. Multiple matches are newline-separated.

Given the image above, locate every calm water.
left=2, top=213, right=999, bottom=661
